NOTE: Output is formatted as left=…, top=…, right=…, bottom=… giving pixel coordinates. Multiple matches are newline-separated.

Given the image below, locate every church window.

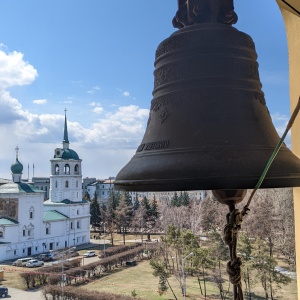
left=29, top=207, right=34, bottom=219
left=64, top=164, right=70, bottom=174
left=28, top=224, right=34, bottom=238
left=0, top=227, right=4, bottom=238
left=76, top=180, right=78, bottom=188
left=70, top=222, right=73, bottom=230
left=74, top=164, right=79, bottom=174
left=55, top=164, right=59, bottom=175
left=22, top=226, right=27, bottom=236
left=14, top=250, right=16, bottom=255
left=55, top=181, right=58, bottom=188
left=45, top=223, right=51, bottom=235
left=77, top=221, right=81, bottom=229
left=65, top=181, right=69, bottom=188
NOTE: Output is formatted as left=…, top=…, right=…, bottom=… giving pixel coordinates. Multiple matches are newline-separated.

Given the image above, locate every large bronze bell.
left=115, top=1, right=300, bottom=192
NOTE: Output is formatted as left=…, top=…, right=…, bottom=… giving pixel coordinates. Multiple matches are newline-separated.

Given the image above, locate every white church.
left=0, top=113, right=90, bottom=261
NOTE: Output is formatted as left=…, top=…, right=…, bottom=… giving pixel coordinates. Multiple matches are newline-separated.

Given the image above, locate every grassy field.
left=1, top=259, right=297, bottom=300
left=83, top=259, right=298, bottom=300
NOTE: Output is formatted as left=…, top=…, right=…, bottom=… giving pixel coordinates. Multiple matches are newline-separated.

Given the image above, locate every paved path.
left=6, top=287, right=43, bottom=299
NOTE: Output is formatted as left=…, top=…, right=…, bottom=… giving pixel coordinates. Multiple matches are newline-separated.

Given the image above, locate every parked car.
left=12, top=257, right=32, bottom=267
left=25, top=259, right=44, bottom=268
left=126, top=260, right=137, bottom=267
left=0, top=286, right=8, bottom=298
left=82, top=251, right=96, bottom=257
left=37, top=253, right=54, bottom=261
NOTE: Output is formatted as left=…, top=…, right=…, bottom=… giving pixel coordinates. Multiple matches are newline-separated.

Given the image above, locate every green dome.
left=62, top=149, right=79, bottom=160
left=11, top=159, right=23, bottom=174
left=54, top=148, right=80, bottom=160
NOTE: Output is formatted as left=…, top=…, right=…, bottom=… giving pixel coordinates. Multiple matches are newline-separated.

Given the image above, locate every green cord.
left=245, top=96, right=300, bottom=209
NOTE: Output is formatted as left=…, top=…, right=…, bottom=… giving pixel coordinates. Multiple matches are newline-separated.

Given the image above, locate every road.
left=6, top=287, right=43, bottom=299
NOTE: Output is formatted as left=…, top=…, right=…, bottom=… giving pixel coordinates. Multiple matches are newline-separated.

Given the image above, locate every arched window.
left=0, top=226, right=4, bottom=238
left=55, top=181, right=58, bottom=188
left=64, top=164, right=70, bottom=174
left=22, top=226, right=27, bottom=237
left=29, top=207, right=34, bottom=219
left=55, top=164, right=59, bottom=175
left=65, top=181, right=69, bottom=188
left=28, top=223, right=34, bottom=237
left=74, top=164, right=79, bottom=174
left=45, top=223, right=51, bottom=235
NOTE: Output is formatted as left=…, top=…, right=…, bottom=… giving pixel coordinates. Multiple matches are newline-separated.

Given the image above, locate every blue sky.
left=0, top=1, right=292, bottom=180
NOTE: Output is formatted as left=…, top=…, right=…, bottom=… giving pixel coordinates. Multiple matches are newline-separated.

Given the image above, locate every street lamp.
left=103, top=221, right=106, bottom=256
left=60, top=246, right=76, bottom=300
left=182, top=252, right=193, bottom=300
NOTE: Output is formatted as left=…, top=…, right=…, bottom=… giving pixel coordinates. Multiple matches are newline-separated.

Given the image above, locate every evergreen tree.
left=171, top=192, right=180, bottom=207
left=252, top=238, right=291, bottom=299
left=100, top=203, right=107, bottom=233
left=141, top=196, right=151, bottom=214
left=182, top=191, right=190, bottom=206
left=192, top=247, right=214, bottom=298
left=150, top=196, right=159, bottom=219
left=90, top=191, right=101, bottom=230
left=150, top=260, right=177, bottom=298
left=108, top=189, right=120, bottom=213
left=178, top=191, right=184, bottom=207
left=133, top=197, right=140, bottom=211
left=124, top=191, right=133, bottom=207
left=238, top=233, right=255, bottom=299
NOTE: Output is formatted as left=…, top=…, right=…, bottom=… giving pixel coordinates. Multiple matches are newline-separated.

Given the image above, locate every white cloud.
left=271, top=112, right=291, bottom=147
left=271, top=113, right=288, bottom=122
left=0, top=50, right=38, bottom=89
left=0, top=48, right=149, bottom=180
left=60, top=100, right=73, bottom=104
left=93, top=107, right=103, bottom=114
left=89, top=101, right=100, bottom=107
left=122, top=91, right=130, bottom=97
left=32, top=99, right=47, bottom=105
left=87, top=86, right=101, bottom=94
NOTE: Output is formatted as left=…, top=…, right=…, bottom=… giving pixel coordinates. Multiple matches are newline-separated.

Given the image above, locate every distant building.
left=82, top=177, right=97, bottom=198
left=129, top=190, right=207, bottom=204
left=31, top=177, right=50, bottom=200
left=83, top=177, right=114, bottom=205
left=84, top=176, right=206, bottom=205
left=0, top=179, right=10, bottom=187
left=0, top=112, right=90, bottom=261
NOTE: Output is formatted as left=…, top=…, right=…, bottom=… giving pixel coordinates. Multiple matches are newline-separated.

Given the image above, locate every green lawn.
left=84, top=259, right=298, bottom=300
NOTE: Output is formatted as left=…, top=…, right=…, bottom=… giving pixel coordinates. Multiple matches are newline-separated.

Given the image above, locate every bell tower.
left=49, top=110, right=83, bottom=203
